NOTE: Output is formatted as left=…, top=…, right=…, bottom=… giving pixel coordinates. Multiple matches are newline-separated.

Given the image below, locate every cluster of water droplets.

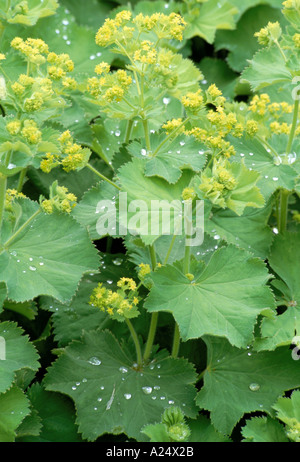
left=9, top=252, right=45, bottom=274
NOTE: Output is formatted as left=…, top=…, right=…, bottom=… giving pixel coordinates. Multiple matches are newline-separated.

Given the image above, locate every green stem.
left=16, top=167, right=27, bottom=193
left=286, top=98, right=299, bottom=155
left=171, top=324, right=180, bottom=358
left=143, top=312, right=158, bottom=362
left=274, top=39, right=287, bottom=63
left=172, top=241, right=191, bottom=358
left=163, top=235, right=177, bottom=265
left=256, top=135, right=279, bottom=158
left=0, top=174, right=7, bottom=242
left=86, top=163, right=121, bottom=190
left=278, top=189, right=290, bottom=234
left=4, top=209, right=41, bottom=248
left=143, top=245, right=159, bottom=361
left=149, top=244, right=157, bottom=270
left=124, top=119, right=134, bottom=144
left=142, top=119, right=151, bottom=152
left=125, top=318, right=143, bottom=368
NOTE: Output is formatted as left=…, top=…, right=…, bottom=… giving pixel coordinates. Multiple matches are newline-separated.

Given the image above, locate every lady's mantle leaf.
left=241, top=416, right=288, bottom=442
left=0, top=321, right=40, bottom=394
left=0, top=199, right=100, bottom=303
left=196, top=336, right=300, bottom=435
left=228, top=135, right=297, bottom=199
left=127, top=134, right=207, bottom=184
left=241, top=45, right=292, bottom=91
left=255, top=232, right=300, bottom=351
left=144, top=245, right=275, bottom=348
left=44, top=329, right=198, bottom=441
left=0, top=387, right=31, bottom=442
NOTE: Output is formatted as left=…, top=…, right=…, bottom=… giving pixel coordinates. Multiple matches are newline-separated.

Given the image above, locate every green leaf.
left=196, top=336, right=300, bottom=435
left=71, top=181, right=118, bottom=240
left=127, top=134, right=207, bottom=184
left=117, top=157, right=195, bottom=245
left=273, top=390, right=300, bottom=442
left=205, top=201, right=274, bottom=259
left=18, top=384, right=82, bottom=442
left=255, top=232, right=300, bottom=350
left=184, top=0, right=238, bottom=44
left=241, top=45, right=292, bottom=91
left=228, top=135, right=298, bottom=199
left=40, top=254, right=135, bottom=347
left=6, top=0, right=58, bottom=26
left=141, top=423, right=171, bottom=442
left=0, top=282, right=7, bottom=313
left=144, top=245, right=275, bottom=348
left=215, top=5, right=287, bottom=72
left=241, top=416, right=289, bottom=442
left=0, top=321, right=39, bottom=394
left=0, top=199, right=100, bottom=303
left=0, top=386, right=31, bottom=442
left=228, top=0, right=284, bottom=19
left=44, top=329, right=198, bottom=441
left=188, top=415, right=231, bottom=442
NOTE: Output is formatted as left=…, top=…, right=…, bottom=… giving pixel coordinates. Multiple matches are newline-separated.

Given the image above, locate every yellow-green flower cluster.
left=181, top=89, right=204, bottom=112
left=87, top=65, right=132, bottom=103
left=5, top=188, right=26, bottom=210
left=21, top=119, right=42, bottom=144
left=40, top=185, right=77, bottom=214
left=39, top=152, right=60, bottom=173
left=133, top=12, right=186, bottom=41
left=198, top=160, right=237, bottom=208
left=162, top=118, right=185, bottom=135
left=47, top=52, right=74, bottom=80
left=254, top=21, right=282, bottom=46
left=6, top=118, right=42, bottom=144
left=95, top=11, right=133, bottom=47
left=89, top=279, right=139, bottom=321
left=134, top=40, right=157, bottom=65
left=206, top=84, right=226, bottom=107
left=293, top=33, right=300, bottom=48
left=137, top=263, right=151, bottom=280
left=11, top=37, right=49, bottom=65
left=182, top=188, right=196, bottom=201
left=59, top=131, right=91, bottom=172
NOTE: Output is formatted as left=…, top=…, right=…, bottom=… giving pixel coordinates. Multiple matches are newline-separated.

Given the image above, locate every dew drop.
left=113, top=257, right=123, bottom=266
left=88, top=356, right=101, bottom=365
left=62, top=19, right=69, bottom=25
left=288, top=152, right=297, bottom=164
left=141, top=148, right=147, bottom=156
left=119, top=366, right=128, bottom=373
left=272, top=177, right=279, bottom=182
left=124, top=393, right=132, bottom=400
left=249, top=383, right=260, bottom=392
left=142, top=386, right=152, bottom=395
left=115, top=130, right=121, bottom=137
left=29, top=266, right=37, bottom=271
left=106, top=280, right=113, bottom=285
left=163, top=97, right=171, bottom=105
left=72, top=386, right=77, bottom=390
left=168, top=400, right=175, bottom=404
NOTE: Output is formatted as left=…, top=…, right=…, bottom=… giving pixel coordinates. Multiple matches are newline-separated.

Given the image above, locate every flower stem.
left=143, top=244, right=158, bottom=361
left=4, top=209, right=41, bottom=248
left=125, top=318, right=143, bottom=368
left=142, top=118, right=151, bottom=152
left=143, top=312, right=158, bottom=362
left=124, top=119, right=134, bottom=144
left=163, top=235, right=177, bottom=265
left=0, top=174, right=7, bottom=242
left=278, top=189, right=290, bottom=234
left=286, top=98, right=299, bottom=155
left=86, top=163, right=121, bottom=190
left=16, top=167, right=27, bottom=193
left=171, top=324, right=181, bottom=358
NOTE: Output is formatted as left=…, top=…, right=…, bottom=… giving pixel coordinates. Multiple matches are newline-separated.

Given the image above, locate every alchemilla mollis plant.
left=0, top=0, right=299, bottom=443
